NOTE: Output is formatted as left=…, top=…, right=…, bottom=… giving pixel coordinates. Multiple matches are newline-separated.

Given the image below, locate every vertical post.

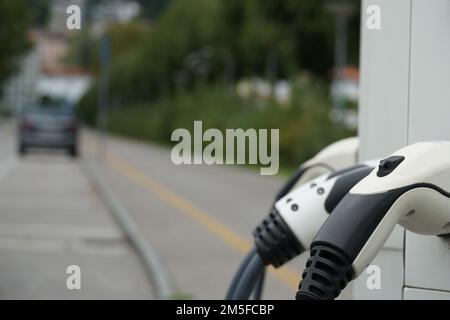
left=326, top=1, right=354, bottom=113
left=334, top=13, right=347, bottom=111
left=97, top=34, right=110, bottom=160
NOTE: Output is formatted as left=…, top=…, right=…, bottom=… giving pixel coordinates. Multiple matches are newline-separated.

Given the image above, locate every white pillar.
left=357, top=0, right=450, bottom=299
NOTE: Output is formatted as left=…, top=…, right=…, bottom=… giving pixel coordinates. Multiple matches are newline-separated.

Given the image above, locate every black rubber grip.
left=296, top=244, right=353, bottom=300
left=253, top=208, right=303, bottom=268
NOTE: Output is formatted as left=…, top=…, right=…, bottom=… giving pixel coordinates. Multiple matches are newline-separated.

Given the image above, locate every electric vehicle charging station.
left=354, top=0, right=450, bottom=299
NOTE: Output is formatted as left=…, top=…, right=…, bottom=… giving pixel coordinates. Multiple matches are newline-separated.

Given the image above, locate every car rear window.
left=26, top=105, right=74, bottom=116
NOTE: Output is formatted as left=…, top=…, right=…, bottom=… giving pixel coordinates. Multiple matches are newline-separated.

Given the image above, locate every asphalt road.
left=82, top=130, right=308, bottom=300
left=0, top=121, right=351, bottom=299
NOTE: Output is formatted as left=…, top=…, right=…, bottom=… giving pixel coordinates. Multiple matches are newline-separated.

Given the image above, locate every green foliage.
left=84, top=0, right=361, bottom=108
left=0, top=0, right=31, bottom=86
left=105, top=79, right=354, bottom=169
left=219, top=0, right=347, bottom=77
left=124, top=0, right=222, bottom=100
left=77, top=0, right=359, bottom=170
left=137, top=0, right=172, bottom=19
left=68, top=22, right=151, bottom=73
left=24, top=0, right=51, bottom=27
left=77, top=82, right=98, bottom=123
left=0, top=103, right=12, bottom=117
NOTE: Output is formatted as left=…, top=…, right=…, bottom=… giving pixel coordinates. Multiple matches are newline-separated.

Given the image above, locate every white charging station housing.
left=356, top=0, right=450, bottom=299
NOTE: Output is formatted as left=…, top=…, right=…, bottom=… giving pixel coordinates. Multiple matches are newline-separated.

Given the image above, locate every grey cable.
left=227, top=165, right=309, bottom=300
left=231, top=253, right=265, bottom=300
left=225, top=247, right=257, bottom=300
left=252, top=267, right=266, bottom=300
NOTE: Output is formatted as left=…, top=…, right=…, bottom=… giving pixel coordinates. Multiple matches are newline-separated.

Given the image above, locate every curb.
left=81, top=158, right=173, bottom=300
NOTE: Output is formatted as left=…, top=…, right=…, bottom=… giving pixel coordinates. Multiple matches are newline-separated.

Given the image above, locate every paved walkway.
left=0, top=125, right=153, bottom=299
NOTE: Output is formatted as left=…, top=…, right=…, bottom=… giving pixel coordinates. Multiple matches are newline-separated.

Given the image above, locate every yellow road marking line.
left=108, top=153, right=250, bottom=254
left=106, top=152, right=300, bottom=291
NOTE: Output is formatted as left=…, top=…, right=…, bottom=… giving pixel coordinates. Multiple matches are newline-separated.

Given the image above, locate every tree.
left=80, top=0, right=361, bottom=113
left=24, top=0, right=51, bottom=27
left=0, top=1, right=31, bottom=87
left=138, top=0, right=172, bottom=19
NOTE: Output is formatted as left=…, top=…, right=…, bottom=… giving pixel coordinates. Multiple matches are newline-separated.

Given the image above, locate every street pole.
left=334, top=13, right=348, bottom=111
left=97, top=34, right=110, bottom=161
left=326, top=1, right=355, bottom=113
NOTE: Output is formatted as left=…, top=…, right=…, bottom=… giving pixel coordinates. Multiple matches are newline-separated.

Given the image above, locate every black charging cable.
left=226, top=166, right=307, bottom=300
left=225, top=247, right=257, bottom=300
left=230, top=253, right=265, bottom=300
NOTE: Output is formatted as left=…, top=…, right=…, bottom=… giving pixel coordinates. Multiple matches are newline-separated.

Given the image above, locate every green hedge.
left=103, top=79, right=353, bottom=169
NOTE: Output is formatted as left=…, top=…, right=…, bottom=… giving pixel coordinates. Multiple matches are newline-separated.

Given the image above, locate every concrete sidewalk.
left=0, top=150, right=153, bottom=299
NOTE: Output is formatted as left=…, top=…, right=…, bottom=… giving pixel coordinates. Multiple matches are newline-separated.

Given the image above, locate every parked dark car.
left=17, top=104, right=79, bottom=157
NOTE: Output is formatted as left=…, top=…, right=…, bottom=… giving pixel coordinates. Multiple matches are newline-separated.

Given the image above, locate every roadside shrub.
left=105, top=78, right=354, bottom=170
